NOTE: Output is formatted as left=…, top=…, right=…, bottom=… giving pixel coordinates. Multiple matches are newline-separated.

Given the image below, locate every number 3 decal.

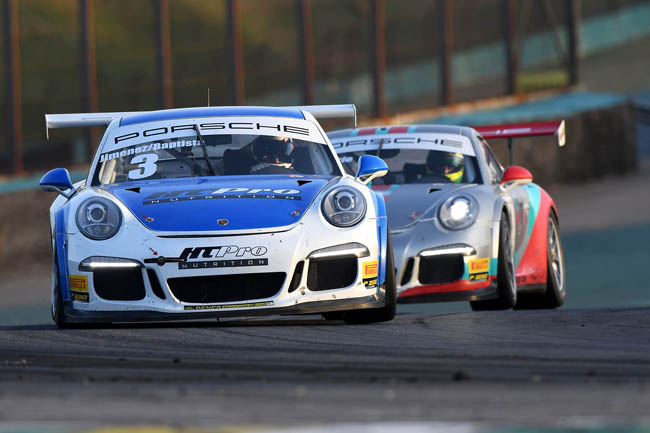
left=128, top=153, right=159, bottom=180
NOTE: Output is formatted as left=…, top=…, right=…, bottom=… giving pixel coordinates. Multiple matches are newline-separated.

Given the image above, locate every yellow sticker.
left=469, top=272, right=489, bottom=281
left=362, top=261, right=379, bottom=278
left=69, top=275, right=88, bottom=292
left=468, top=258, right=489, bottom=274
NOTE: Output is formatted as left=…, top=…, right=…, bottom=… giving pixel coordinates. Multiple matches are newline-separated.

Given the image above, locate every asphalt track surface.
left=2, top=306, right=650, bottom=427
left=2, top=178, right=650, bottom=429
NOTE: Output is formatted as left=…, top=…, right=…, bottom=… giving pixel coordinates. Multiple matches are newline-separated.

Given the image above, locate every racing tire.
left=470, top=212, right=517, bottom=311
left=515, top=213, right=566, bottom=309
left=343, top=232, right=397, bottom=324
left=51, top=245, right=71, bottom=329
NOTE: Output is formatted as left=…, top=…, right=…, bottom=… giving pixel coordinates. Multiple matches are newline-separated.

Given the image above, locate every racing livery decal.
left=69, top=275, right=89, bottom=303
left=363, top=260, right=379, bottom=289
left=143, top=187, right=302, bottom=205
left=468, top=258, right=490, bottom=281
left=184, top=301, right=274, bottom=310
left=178, top=245, right=268, bottom=270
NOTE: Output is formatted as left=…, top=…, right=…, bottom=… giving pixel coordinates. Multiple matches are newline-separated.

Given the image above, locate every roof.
left=120, top=106, right=305, bottom=127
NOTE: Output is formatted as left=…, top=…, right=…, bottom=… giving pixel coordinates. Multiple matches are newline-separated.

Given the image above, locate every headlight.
left=321, top=187, right=367, bottom=227
left=438, top=195, right=479, bottom=230
left=76, top=197, right=122, bottom=240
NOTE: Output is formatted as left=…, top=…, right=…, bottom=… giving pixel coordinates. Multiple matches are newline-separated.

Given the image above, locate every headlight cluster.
left=438, top=195, right=479, bottom=230
left=321, top=187, right=367, bottom=227
left=76, top=197, right=122, bottom=240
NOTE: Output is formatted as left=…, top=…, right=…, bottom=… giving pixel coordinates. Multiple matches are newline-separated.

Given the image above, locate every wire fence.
left=2, top=0, right=649, bottom=174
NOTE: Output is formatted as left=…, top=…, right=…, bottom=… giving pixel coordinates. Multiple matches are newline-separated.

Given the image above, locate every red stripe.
left=388, top=126, right=409, bottom=133
left=398, top=277, right=494, bottom=298
left=474, top=121, right=562, bottom=139
left=357, top=128, right=377, bottom=136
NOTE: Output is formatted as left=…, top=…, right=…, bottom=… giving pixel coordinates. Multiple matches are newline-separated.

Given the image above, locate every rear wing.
left=473, top=120, right=565, bottom=165
left=45, top=104, right=357, bottom=139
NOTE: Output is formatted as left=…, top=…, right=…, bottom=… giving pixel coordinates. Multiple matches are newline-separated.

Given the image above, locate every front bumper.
left=61, top=216, right=385, bottom=321
left=392, top=220, right=499, bottom=303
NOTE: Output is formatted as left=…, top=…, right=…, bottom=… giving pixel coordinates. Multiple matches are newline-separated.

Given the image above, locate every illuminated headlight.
left=438, top=195, right=479, bottom=230
left=321, top=187, right=367, bottom=227
left=76, top=197, right=122, bottom=240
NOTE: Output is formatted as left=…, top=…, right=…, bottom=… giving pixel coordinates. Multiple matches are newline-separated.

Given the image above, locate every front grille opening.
left=400, top=258, right=414, bottom=286
left=418, top=254, right=464, bottom=285
left=307, top=257, right=357, bottom=291
left=147, top=269, right=166, bottom=300
left=288, top=261, right=304, bottom=293
left=167, top=272, right=286, bottom=303
left=93, top=268, right=146, bottom=301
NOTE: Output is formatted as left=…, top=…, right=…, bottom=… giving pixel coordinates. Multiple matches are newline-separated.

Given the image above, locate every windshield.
left=338, top=148, right=482, bottom=185
left=93, top=133, right=340, bottom=185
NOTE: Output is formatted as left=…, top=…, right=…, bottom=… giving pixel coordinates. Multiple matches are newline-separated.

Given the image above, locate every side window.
left=480, top=137, right=504, bottom=184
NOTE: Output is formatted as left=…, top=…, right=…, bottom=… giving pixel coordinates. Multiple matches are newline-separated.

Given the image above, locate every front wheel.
left=343, top=232, right=396, bottom=324
left=470, top=212, right=517, bottom=311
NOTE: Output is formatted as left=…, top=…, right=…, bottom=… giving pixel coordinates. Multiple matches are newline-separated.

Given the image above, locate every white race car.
left=41, top=105, right=395, bottom=327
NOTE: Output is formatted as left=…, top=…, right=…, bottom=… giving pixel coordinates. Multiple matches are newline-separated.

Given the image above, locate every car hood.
left=103, top=175, right=334, bottom=232
left=372, top=183, right=470, bottom=230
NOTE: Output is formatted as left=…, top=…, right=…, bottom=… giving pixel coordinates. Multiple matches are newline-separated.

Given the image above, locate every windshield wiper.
left=193, top=124, right=217, bottom=176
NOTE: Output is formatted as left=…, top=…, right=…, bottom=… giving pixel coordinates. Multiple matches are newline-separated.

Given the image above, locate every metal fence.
left=1, top=0, right=648, bottom=174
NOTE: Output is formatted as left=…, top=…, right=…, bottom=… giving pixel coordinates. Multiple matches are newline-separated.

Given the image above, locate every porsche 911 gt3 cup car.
left=40, top=105, right=396, bottom=327
left=330, top=121, right=566, bottom=310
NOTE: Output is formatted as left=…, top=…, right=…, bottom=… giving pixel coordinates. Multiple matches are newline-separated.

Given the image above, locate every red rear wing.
left=474, top=120, right=566, bottom=148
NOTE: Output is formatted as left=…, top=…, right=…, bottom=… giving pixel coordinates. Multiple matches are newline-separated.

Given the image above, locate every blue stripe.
left=120, top=107, right=305, bottom=126
left=373, top=192, right=388, bottom=286
left=55, top=208, right=71, bottom=301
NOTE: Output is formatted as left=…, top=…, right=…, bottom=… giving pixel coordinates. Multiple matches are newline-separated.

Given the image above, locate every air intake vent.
left=168, top=273, right=285, bottom=303
left=418, top=254, right=464, bottom=285
left=147, top=269, right=166, bottom=300
left=93, top=268, right=146, bottom=301
left=307, top=257, right=357, bottom=291
left=288, top=261, right=304, bottom=293
left=400, top=258, right=414, bottom=286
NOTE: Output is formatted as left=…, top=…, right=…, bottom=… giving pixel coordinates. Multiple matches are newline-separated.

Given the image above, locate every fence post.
left=227, top=0, right=245, bottom=106
left=155, top=0, right=173, bottom=109
left=438, top=0, right=452, bottom=106
left=79, top=0, right=99, bottom=157
left=567, top=0, right=580, bottom=86
left=503, top=0, right=518, bottom=94
left=4, top=0, right=23, bottom=173
left=297, top=0, right=315, bottom=105
left=371, top=0, right=386, bottom=118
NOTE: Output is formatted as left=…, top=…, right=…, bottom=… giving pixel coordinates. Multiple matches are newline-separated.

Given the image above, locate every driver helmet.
left=426, top=151, right=465, bottom=183
left=251, top=136, right=294, bottom=164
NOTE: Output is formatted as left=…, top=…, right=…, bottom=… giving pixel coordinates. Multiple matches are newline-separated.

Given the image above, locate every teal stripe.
left=489, top=258, right=498, bottom=276
left=461, top=263, right=469, bottom=280
left=514, top=184, right=541, bottom=266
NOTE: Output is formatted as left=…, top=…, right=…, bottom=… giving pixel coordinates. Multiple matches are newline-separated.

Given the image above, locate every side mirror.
left=500, top=166, right=533, bottom=193
left=355, top=155, right=388, bottom=185
left=40, top=168, right=75, bottom=198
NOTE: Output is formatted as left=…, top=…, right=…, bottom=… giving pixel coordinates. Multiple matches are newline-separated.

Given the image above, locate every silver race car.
left=330, top=122, right=566, bottom=310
